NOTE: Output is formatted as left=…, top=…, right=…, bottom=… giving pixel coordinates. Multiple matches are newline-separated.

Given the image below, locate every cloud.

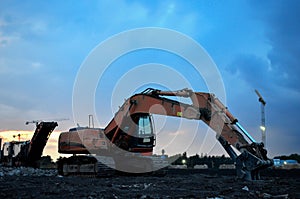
left=224, top=1, right=300, bottom=100
left=214, top=0, right=300, bottom=156
left=0, top=31, right=19, bottom=47
left=31, top=61, right=42, bottom=69
left=0, top=58, right=43, bottom=75
left=226, top=54, right=272, bottom=90
left=250, top=0, right=300, bottom=92
left=0, top=18, right=8, bottom=27
left=0, top=0, right=299, bottom=157
left=0, top=3, right=49, bottom=40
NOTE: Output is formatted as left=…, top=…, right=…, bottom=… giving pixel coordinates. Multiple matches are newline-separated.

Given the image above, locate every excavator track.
left=57, top=155, right=168, bottom=177
left=57, top=156, right=115, bottom=177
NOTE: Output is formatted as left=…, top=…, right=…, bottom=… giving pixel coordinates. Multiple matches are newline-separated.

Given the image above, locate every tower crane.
left=255, top=89, right=266, bottom=148
left=25, top=120, right=43, bottom=126
left=26, top=118, right=69, bottom=126
left=12, top=133, right=28, bottom=141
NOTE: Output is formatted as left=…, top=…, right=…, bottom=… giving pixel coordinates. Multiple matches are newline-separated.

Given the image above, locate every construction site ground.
left=0, top=169, right=299, bottom=199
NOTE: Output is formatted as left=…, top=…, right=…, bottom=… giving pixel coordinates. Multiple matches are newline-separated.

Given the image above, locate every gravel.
left=0, top=167, right=299, bottom=199
left=0, top=166, right=57, bottom=177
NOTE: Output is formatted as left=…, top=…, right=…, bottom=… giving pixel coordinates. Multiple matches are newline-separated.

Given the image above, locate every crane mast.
left=255, top=89, right=266, bottom=148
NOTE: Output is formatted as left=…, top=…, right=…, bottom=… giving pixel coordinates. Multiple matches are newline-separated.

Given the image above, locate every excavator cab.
left=113, top=113, right=155, bottom=153
left=127, top=114, right=155, bottom=153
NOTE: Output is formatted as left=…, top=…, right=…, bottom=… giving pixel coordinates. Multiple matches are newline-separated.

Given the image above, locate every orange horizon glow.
left=0, top=128, right=229, bottom=162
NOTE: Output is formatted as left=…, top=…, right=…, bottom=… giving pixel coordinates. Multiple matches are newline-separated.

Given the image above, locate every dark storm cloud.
left=223, top=1, right=300, bottom=155
left=227, top=54, right=271, bottom=90
left=251, top=0, right=300, bottom=91
left=227, top=0, right=300, bottom=92
left=260, top=0, right=300, bottom=154
left=1, top=0, right=299, bottom=156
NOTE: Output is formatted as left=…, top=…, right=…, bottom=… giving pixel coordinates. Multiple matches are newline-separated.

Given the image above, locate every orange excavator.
left=58, top=88, right=273, bottom=180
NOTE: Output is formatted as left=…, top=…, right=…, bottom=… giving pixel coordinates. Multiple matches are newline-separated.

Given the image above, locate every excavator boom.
left=104, top=88, right=273, bottom=179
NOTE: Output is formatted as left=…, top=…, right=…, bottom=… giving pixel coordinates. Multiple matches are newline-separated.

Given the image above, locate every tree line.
left=168, top=152, right=234, bottom=169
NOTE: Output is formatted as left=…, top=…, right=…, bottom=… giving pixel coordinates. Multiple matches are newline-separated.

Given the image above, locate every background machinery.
left=1, top=121, right=58, bottom=167
left=58, top=88, right=273, bottom=180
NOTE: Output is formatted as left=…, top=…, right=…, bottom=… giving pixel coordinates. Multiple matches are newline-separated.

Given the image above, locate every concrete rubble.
left=0, top=166, right=57, bottom=177
left=0, top=168, right=298, bottom=198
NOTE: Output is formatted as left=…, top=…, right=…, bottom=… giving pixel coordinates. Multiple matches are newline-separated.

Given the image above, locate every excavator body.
left=59, top=127, right=109, bottom=154
left=58, top=88, right=273, bottom=180
left=57, top=114, right=160, bottom=176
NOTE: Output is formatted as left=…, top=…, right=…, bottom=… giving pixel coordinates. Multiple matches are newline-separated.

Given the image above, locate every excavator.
left=58, top=88, right=273, bottom=180
left=1, top=121, right=58, bottom=167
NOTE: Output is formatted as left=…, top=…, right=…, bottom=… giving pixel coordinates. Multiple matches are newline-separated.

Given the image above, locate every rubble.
left=0, top=168, right=298, bottom=198
left=258, top=192, right=289, bottom=199
left=0, top=166, right=57, bottom=177
left=242, top=185, right=249, bottom=191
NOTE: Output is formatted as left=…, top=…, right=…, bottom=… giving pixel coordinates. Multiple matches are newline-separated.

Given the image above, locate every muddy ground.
left=0, top=169, right=299, bottom=199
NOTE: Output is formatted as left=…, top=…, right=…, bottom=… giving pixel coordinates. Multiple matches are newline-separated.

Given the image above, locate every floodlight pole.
left=255, top=89, right=266, bottom=147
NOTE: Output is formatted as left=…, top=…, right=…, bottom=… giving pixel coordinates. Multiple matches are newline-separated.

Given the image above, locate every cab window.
left=138, top=116, right=152, bottom=136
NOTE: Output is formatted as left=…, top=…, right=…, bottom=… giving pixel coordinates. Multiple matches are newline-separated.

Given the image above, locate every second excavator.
left=58, top=88, right=273, bottom=180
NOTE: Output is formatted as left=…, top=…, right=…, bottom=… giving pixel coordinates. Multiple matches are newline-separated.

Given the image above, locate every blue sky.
left=0, top=0, right=299, bottom=159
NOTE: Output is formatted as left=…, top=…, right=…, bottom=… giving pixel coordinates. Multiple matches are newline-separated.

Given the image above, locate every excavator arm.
left=105, top=88, right=273, bottom=180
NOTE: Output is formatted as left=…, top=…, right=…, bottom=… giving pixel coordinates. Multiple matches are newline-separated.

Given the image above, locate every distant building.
left=219, top=164, right=236, bottom=169
left=169, top=165, right=187, bottom=169
left=273, top=159, right=300, bottom=169
left=194, top=164, right=208, bottom=169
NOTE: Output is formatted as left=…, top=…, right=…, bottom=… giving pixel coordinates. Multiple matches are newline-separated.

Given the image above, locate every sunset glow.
left=0, top=130, right=62, bottom=161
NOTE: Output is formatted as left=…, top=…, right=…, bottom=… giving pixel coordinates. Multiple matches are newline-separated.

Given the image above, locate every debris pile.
left=0, top=166, right=57, bottom=177
left=0, top=169, right=297, bottom=199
